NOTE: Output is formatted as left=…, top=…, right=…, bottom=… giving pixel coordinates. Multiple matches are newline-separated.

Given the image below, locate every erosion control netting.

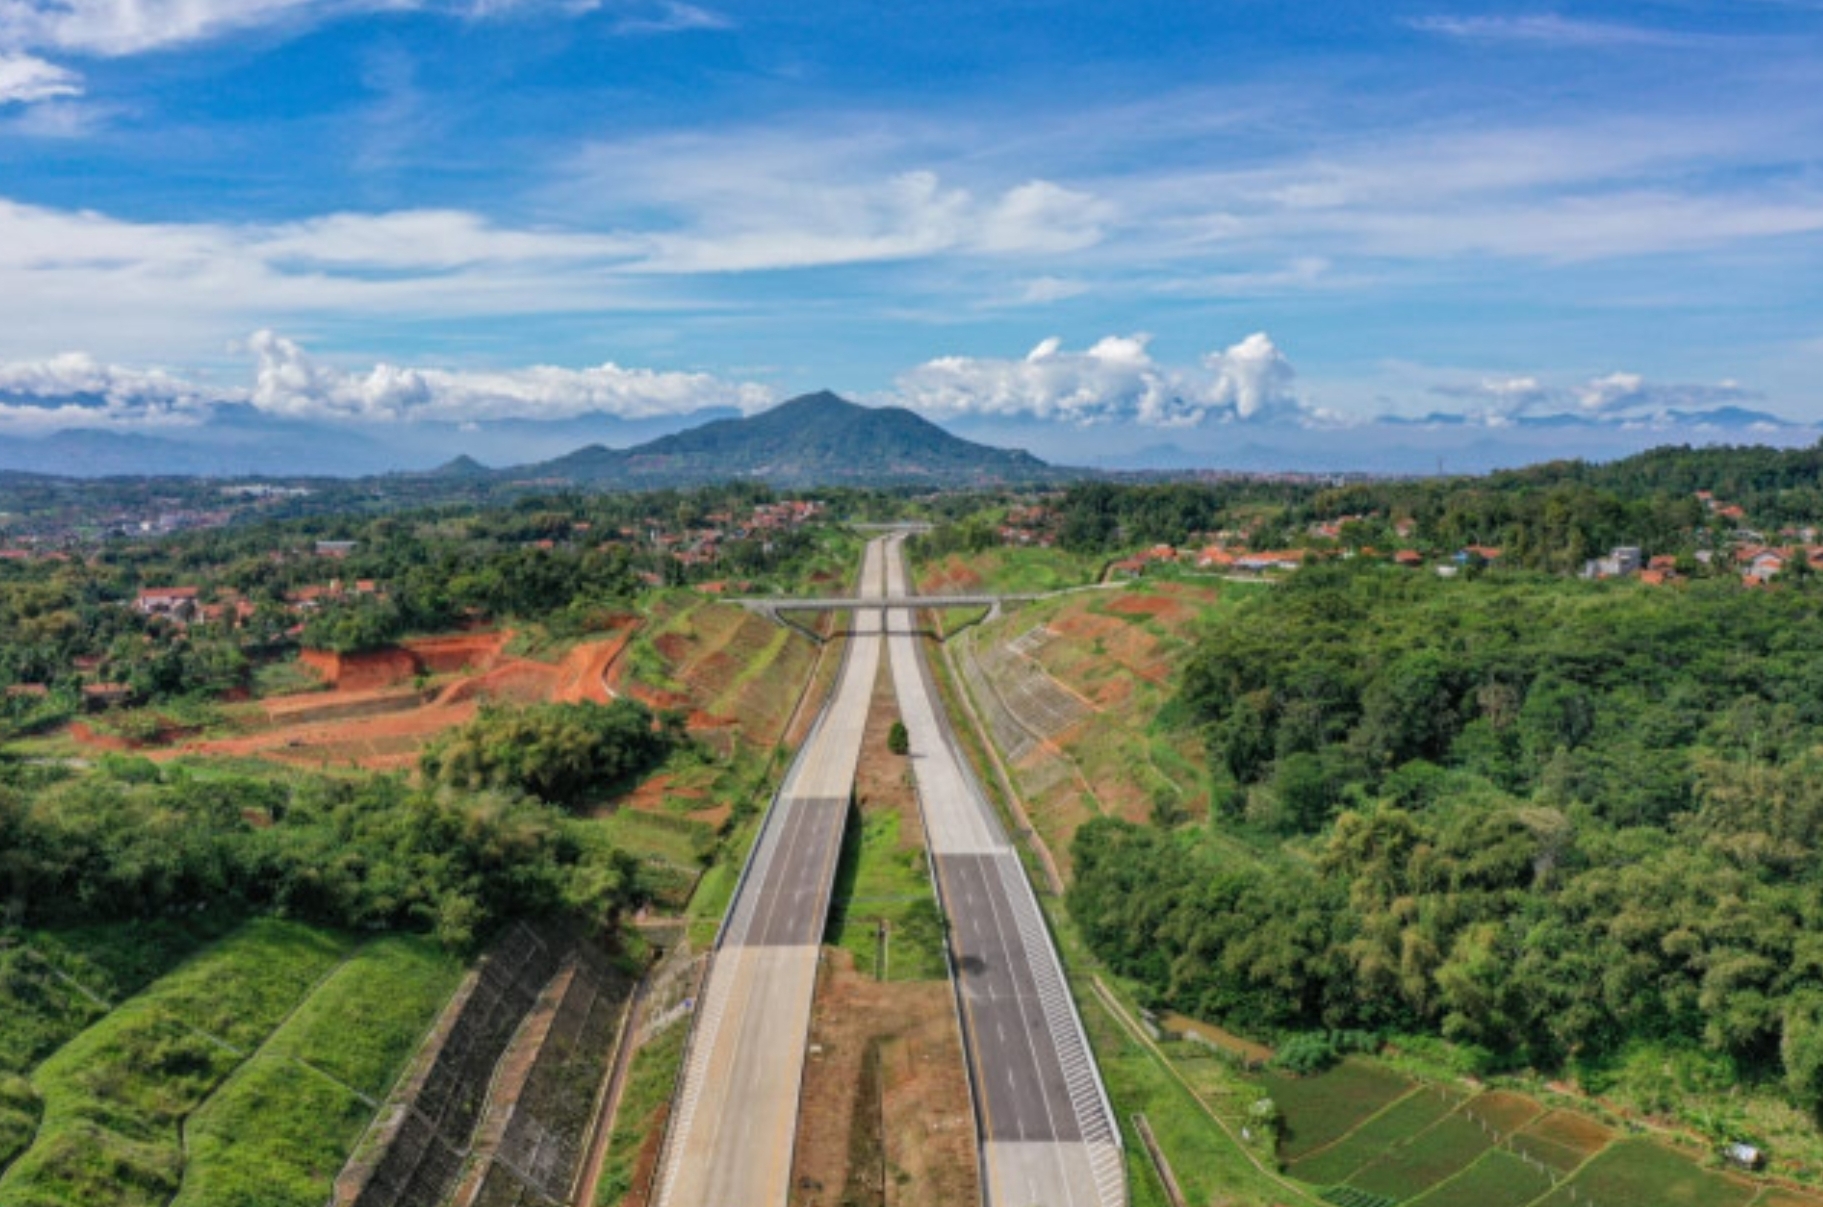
left=346, top=923, right=563, bottom=1207
left=463, top=944, right=632, bottom=1205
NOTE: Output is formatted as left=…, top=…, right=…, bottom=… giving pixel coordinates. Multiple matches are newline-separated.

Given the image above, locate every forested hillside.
left=1071, top=561, right=1823, bottom=1112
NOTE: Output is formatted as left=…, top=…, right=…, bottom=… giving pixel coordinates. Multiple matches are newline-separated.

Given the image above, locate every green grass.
left=174, top=1061, right=370, bottom=1207
left=0, top=919, right=351, bottom=1207
left=921, top=546, right=1104, bottom=594
left=0, top=916, right=244, bottom=1175
left=586, top=809, right=715, bottom=870
left=1408, top=1148, right=1557, bottom=1207
left=1534, top=1138, right=1755, bottom=1207
left=171, top=936, right=460, bottom=1207
left=1074, top=979, right=1317, bottom=1207
left=595, top=1019, right=688, bottom=1207
left=252, top=659, right=327, bottom=698
left=263, top=937, right=461, bottom=1098
left=1264, top=1059, right=1417, bottom=1162
left=824, top=806, right=947, bottom=982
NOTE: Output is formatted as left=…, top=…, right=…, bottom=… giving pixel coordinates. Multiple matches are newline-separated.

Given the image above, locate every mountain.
left=427, top=454, right=493, bottom=478
left=515, top=390, right=1058, bottom=487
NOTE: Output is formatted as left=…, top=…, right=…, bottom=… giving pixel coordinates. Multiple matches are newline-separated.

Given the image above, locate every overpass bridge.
left=733, top=593, right=1043, bottom=640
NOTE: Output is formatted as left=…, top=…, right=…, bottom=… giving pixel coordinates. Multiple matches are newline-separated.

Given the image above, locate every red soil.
left=296, top=631, right=510, bottom=693
left=118, top=624, right=644, bottom=772
left=1105, top=594, right=1175, bottom=617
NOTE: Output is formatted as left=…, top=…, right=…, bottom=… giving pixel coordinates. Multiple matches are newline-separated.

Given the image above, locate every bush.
left=887, top=720, right=909, bottom=756
left=422, top=698, right=685, bottom=809
left=1273, top=1032, right=1342, bottom=1075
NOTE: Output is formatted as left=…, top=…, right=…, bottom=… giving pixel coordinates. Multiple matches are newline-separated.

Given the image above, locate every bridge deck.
left=736, top=593, right=1037, bottom=610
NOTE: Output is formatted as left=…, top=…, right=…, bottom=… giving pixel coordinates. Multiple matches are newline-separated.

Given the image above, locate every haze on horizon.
left=1, top=0, right=1821, bottom=473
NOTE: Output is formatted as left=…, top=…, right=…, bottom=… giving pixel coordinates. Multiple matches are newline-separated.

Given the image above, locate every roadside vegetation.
left=593, top=1020, right=688, bottom=1207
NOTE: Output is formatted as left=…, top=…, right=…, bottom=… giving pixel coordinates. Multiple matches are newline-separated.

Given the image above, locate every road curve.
left=884, top=535, right=1126, bottom=1207
left=652, top=537, right=888, bottom=1207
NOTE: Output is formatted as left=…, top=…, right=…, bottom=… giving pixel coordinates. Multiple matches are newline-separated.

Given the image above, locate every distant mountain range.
left=0, top=391, right=1060, bottom=487
left=1, top=386, right=1814, bottom=482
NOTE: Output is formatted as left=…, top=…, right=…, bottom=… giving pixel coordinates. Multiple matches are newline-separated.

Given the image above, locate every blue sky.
left=1, top=0, right=1822, bottom=470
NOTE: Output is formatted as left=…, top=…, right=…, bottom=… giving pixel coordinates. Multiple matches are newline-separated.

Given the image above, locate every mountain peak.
left=776, top=389, right=858, bottom=411
left=430, top=454, right=493, bottom=477
left=524, top=391, right=1057, bottom=488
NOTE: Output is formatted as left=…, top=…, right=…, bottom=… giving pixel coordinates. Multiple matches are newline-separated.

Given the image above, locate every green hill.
left=523, top=390, right=1058, bottom=488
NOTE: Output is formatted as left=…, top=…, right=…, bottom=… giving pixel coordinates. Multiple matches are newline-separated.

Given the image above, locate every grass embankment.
left=0, top=918, right=350, bottom=1207
left=0, top=920, right=464, bottom=1207
left=593, top=1021, right=688, bottom=1207
left=173, top=936, right=461, bottom=1207
left=0, top=914, right=241, bottom=1173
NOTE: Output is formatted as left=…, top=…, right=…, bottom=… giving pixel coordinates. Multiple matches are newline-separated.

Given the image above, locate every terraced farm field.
left=0, top=919, right=459, bottom=1207
left=1265, top=1058, right=1823, bottom=1207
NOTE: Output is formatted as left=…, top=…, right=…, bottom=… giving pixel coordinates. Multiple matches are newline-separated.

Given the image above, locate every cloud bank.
left=893, top=332, right=1301, bottom=428
left=0, top=332, right=775, bottom=435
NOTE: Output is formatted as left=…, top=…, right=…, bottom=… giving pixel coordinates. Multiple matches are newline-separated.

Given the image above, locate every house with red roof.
left=136, top=586, right=200, bottom=616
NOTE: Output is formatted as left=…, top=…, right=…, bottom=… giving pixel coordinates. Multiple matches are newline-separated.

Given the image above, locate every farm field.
left=0, top=919, right=461, bottom=1207
left=1263, top=1059, right=1414, bottom=1163
left=1408, top=1148, right=1555, bottom=1207
left=1532, top=1139, right=1756, bottom=1207
left=1261, top=1057, right=1823, bottom=1207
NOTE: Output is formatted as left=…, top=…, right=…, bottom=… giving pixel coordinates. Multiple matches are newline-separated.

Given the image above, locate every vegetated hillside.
left=1069, top=560, right=1823, bottom=1122
left=1484, top=438, right=1823, bottom=516
left=525, top=391, right=1059, bottom=488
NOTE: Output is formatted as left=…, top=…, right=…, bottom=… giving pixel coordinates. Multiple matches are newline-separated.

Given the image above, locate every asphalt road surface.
left=653, top=537, right=887, bottom=1207
left=884, top=536, right=1125, bottom=1207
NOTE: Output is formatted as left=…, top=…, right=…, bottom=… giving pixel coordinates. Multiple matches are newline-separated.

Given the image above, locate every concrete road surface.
left=653, top=537, right=887, bottom=1207
left=884, top=537, right=1126, bottom=1207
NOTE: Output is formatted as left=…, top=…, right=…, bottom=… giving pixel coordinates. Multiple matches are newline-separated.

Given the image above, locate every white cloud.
left=1017, top=276, right=1089, bottom=304
left=0, top=350, right=228, bottom=433
left=562, top=129, right=1113, bottom=274
left=244, top=329, right=774, bottom=423
left=609, top=1, right=729, bottom=34
left=0, top=52, right=79, bottom=103
left=0, top=0, right=358, bottom=57
left=1408, top=14, right=1724, bottom=50
left=1431, top=369, right=1764, bottom=419
left=255, top=209, right=634, bottom=269
left=1204, top=332, right=1296, bottom=420
left=0, top=331, right=774, bottom=435
left=635, top=169, right=1109, bottom=274
left=892, top=332, right=1302, bottom=428
left=0, top=1, right=640, bottom=58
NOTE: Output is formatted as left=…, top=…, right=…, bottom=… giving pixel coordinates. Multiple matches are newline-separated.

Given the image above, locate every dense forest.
left=1070, top=561, right=1823, bottom=1113
left=0, top=755, right=642, bottom=949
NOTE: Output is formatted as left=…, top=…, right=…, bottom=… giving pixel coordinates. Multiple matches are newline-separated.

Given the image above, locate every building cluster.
left=998, top=504, right=1059, bottom=547
left=621, top=499, right=824, bottom=574
left=134, top=578, right=380, bottom=629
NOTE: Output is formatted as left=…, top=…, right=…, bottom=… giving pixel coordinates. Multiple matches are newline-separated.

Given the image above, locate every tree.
left=886, top=720, right=910, bottom=755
